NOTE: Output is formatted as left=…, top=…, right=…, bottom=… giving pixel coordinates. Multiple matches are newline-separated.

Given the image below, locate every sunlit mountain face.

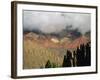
left=23, top=27, right=90, bottom=50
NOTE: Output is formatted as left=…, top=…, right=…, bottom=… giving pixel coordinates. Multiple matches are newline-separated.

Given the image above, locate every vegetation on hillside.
left=23, top=32, right=91, bottom=69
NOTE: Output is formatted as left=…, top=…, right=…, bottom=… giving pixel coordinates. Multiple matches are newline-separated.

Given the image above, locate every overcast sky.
left=23, top=10, right=91, bottom=34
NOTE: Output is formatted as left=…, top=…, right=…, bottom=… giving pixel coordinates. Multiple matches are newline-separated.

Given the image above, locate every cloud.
left=23, top=10, right=91, bottom=34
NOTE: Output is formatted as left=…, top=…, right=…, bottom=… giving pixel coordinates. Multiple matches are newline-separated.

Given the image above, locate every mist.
left=23, top=10, right=91, bottom=34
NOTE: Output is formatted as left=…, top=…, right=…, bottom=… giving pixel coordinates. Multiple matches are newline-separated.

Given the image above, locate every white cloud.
left=23, top=10, right=91, bottom=34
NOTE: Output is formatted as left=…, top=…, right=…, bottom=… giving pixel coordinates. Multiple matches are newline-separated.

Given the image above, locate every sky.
left=23, top=10, right=91, bottom=34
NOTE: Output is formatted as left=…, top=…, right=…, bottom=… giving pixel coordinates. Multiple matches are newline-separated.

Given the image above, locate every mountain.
left=24, top=32, right=90, bottom=50
left=24, top=32, right=47, bottom=41
left=85, top=31, right=91, bottom=40
left=67, top=36, right=90, bottom=50
left=24, top=26, right=82, bottom=40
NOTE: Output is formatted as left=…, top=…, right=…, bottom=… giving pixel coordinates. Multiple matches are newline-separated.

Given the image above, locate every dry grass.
left=23, top=39, right=64, bottom=69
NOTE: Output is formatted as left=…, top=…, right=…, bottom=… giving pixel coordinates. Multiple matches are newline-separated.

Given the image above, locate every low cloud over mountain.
left=23, top=10, right=91, bottom=35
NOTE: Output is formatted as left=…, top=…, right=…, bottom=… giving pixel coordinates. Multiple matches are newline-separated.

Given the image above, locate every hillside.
left=23, top=32, right=90, bottom=69
left=24, top=32, right=90, bottom=49
left=67, top=36, right=90, bottom=50
left=23, top=38, right=64, bottom=69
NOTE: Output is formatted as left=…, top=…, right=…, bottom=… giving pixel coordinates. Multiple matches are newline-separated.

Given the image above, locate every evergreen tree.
left=66, top=50, right=72, bottom=67
left=45, top=60, right=58, bottom=68
left=62, top=50, right=72, bottom=67
left=85, top=42, right=91, bottom=66
left=52, top=63, right=57, bottom=68
left=73, top=51, right=76, bottom=67
left=80, top=44, right=85, bottom=66
left=62, top=42, right=91, bottom=67
left=45, top=60, right=52, bottom=68
left=62, top=55, right=67, bottom=67
left=76, top=47, right=81, bottom=66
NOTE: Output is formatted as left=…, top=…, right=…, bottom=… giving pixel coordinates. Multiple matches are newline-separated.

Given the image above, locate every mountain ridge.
left=24, top=32, right=90, bottom=50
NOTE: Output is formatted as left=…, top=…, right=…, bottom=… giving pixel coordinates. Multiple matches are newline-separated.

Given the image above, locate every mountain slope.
left=67, top=36, right=90, bottom=50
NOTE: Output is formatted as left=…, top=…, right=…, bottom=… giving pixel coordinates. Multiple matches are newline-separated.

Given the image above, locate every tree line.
left=45, top=42, right=91, bottom=68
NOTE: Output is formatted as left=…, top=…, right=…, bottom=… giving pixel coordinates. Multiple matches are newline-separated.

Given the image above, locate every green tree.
left=45, top=60, right=52, bottom=68
left=62, top=50, right=72, bottom=67
left=62, top=55, right=67, bottom=67
left=52, top=63, right=57, bottom=68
